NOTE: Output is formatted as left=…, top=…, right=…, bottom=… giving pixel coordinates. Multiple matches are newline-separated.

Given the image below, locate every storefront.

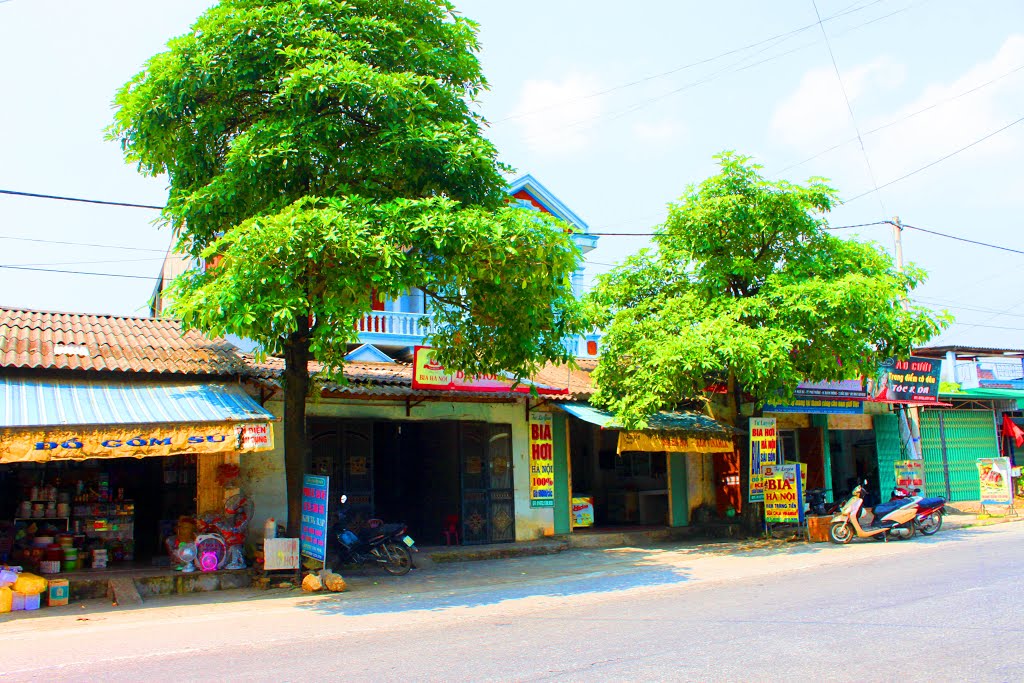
left=0, top=377, right=275, bottom=572
left=556, top=403, right=735, bottom=530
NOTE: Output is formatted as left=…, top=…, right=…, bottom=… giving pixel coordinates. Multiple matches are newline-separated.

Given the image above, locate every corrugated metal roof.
left=0, top=377, right=274, bottom=428
left=557, top=402, right=736, bottom=435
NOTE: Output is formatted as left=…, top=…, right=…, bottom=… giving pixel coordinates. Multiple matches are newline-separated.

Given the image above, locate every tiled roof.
left=0, top=307, right=245, bottom=376
left=245, top=356, right=596, bottom=400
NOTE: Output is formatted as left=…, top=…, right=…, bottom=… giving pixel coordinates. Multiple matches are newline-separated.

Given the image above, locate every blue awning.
left=0, top=377, right=274, bottom=429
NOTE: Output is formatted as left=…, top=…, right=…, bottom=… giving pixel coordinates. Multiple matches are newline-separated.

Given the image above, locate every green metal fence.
left=920, top=409, right=999, bottom=502
left=874, top=413, right=904, bottom=497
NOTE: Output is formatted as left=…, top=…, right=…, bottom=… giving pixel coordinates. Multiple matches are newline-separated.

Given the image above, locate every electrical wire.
left=492, top=0, right=885, bottom=124
left=811, top=0, right=887, bottom=216
left=0, top=234, right=168, bottom=252
left=0, top=188, right=163, bottom=210
left=774, top=60, right=1024, bottom=175
left=844, top=113, right=1024, bottom=203
left=0, top=256, right=165, bottom=269
left=900, top=223, right=1024, bottom=256
left=0, top=265, right=160, bottom=280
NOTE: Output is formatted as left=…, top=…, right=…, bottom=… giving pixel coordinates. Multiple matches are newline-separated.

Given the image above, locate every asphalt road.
left=3, top=523, right=1023, bottom=682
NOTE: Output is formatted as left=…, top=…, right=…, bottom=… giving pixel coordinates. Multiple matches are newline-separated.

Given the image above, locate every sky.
left=1, top=0, right=1023, bottom=349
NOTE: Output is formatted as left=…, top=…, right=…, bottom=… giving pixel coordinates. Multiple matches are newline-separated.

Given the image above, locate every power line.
left=912, top=298, right=1024, bottom=319
left=0, top=234, right=168, bottom=252
left=812, top=0, right=887, bottom=216
left=493, top=0, right=885, bottom=124
left=0, top=256, right=165, bottom=268
left=774, top=60, right=1024, bottom=175
left=0, top=265, right=160, bottom=280
left=900, top=223, right=1024, bottom=256
left=845, top=113, right=1024, bottom=203
left=0, top=188, right=163, bottom=210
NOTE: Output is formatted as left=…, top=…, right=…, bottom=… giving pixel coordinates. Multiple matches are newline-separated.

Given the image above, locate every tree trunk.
left=283, top=315, right=311, bottom=537
left=732, top=373, right=763, bottom=532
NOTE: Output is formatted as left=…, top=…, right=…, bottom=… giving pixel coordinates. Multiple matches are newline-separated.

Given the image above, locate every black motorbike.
left=805, top=488, right=841, bottom=516
left=329, top=495, right=417, bottom=576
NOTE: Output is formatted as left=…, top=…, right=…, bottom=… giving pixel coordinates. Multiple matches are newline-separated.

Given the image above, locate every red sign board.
left=412, top=347, right=568, bottom=395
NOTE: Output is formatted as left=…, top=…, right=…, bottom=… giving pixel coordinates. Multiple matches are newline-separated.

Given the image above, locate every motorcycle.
left=805, top=488, right=841, bottom=516
left=329, top=495, right=417, bottom=576
left=890, top=486, right=947, bottom=536
left=828, top=482, right=919, bottom=544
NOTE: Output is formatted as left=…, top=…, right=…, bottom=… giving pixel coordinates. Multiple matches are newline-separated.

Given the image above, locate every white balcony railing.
left=356, top=310, right=437, bottom=339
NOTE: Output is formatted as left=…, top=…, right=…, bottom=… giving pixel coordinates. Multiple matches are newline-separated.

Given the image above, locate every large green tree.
left=586, top=153, right=948, bottom=524
left=110, top=0, right=582, bottom=533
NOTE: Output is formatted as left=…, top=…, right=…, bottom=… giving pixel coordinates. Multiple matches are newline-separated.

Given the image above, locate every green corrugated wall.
left=920, top=410, right=999, bottom=502
left=874, top=413, right=904, bottom=497
left=552, top=411, right=571, bottom=534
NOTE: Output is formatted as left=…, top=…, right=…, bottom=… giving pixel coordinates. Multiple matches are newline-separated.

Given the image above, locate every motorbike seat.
left=872, top=499, right=908, bottom=518
left=917, top=497, right=945, bottom=509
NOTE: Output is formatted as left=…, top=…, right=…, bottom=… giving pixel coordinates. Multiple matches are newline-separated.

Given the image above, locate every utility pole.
left=891, top=216, right=905, bottom=275
left=891, top=216, right=922, bottom=461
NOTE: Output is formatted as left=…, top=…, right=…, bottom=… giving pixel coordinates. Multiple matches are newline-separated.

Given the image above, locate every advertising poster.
left=977, top=457, right=1013, bottom=505
left=299, top=474, right=330, bottom=562
left=412, top=346, right=567, bottom=395
left=749, top=417, right=780, bottom=503
left=529, top=413, right=555, bottom=508
left=763, top=463, right=804, bottom=524
left=868, top=357, right=942, bottom=403
left=894, top=460, right=925, bottom=494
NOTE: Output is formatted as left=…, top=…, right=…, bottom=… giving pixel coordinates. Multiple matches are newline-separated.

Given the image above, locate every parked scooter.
left=890, top=487, right=947, bottom=536
left=329, top=495, right=417, bottom=575
left=828, top=482, right=919, bottom=543
left=805, top=488, right=841, bottom=516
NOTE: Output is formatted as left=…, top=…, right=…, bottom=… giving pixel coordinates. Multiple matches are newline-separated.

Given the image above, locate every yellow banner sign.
left=617, top=430, right=733, bottom=454
left=529, top=413, right=555, bottom=508
left=0, top=422, right=275, bottom=464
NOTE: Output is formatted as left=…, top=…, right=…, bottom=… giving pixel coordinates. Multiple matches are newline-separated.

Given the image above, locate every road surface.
left=2, top=523, right=1022, bottom=681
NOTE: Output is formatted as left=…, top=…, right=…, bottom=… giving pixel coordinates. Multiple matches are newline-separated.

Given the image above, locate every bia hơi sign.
left=300, top=474, right=330, bottom=562
left=868, top=357, right=942, bottom=403
left=529, top=412, right=555, bottom=508
left=763, top=463, right=804, bottom=524
left=412, top=346, right=568, bottom=395
left=977, top=457, right=1013, bottom=506
left=749, top=417, right=781, bottom=503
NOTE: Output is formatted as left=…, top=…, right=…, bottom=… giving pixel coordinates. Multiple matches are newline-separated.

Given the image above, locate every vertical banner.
left=977, top=457, right=1013, bottom=505
left=300, top=474, right=330, bottom=562
left=894, top=460, right=925, bottom=494
left=749, top=417, right=780, bottom=503
left=763, top=463, right=804, bottom=524
left=529, top=413, right=555, bottom=507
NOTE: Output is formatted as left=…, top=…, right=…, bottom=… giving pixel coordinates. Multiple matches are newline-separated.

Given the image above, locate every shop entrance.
left=569, top=419, right=670, bottom=528
left=828, top=429, right=880, bottom=504
left=307, top=418, right=515, bottom=546
left=1, top=455, right=197, bottom=569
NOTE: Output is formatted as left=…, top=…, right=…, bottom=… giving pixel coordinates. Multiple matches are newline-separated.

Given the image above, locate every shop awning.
left=0, top=378, right=275, bottom=464
left=942, top=387, right=1024, bottom=408
left=556, top=402, right=735, bottom=454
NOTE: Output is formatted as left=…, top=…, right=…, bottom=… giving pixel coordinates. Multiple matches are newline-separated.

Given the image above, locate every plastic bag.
left=12, top=572, right=47, bottom=595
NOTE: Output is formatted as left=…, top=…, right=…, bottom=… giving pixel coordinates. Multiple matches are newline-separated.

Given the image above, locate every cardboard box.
left=48, top=578, right=69, bottom=606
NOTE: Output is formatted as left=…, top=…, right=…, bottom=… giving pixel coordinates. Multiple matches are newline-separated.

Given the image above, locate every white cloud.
left=772, top=57, right=906, bottom=148
left=632, top=119, right=685, bottom=147
left=508, top=72, right=604, bottom=156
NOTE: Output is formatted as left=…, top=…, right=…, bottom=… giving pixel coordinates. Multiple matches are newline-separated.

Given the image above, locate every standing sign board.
left=529, top=413, right=555, bottom=507
left=300, top=474, right=330, bottom=563
left=977, top=457, right=1013, bottom=506
left=749, top=417, right=781, bottom=503
left=763, top=463, right=804, bottom=524
left=894, top=460, right=925, bottom=494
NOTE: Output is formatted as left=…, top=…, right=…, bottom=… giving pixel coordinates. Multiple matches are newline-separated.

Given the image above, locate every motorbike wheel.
left=381, top=541, right=413, bottom=576
left=917, top=512, right=942, bottom=536
left=892, top=523, right=915, bottom=541
left=828, top=522, right=854, bottom=544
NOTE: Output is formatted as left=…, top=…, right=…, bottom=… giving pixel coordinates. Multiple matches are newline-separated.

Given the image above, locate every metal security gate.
left=308, top=420, right=374, bottom=509
left=920, top=410, right=999, bottom=502
left=460, top=423, right=515, bottom=545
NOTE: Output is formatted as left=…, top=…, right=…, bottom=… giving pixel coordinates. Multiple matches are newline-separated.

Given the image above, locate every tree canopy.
left=110, top=0, right=583, bottom=531
left=586, top=153, right=949, bottom=427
